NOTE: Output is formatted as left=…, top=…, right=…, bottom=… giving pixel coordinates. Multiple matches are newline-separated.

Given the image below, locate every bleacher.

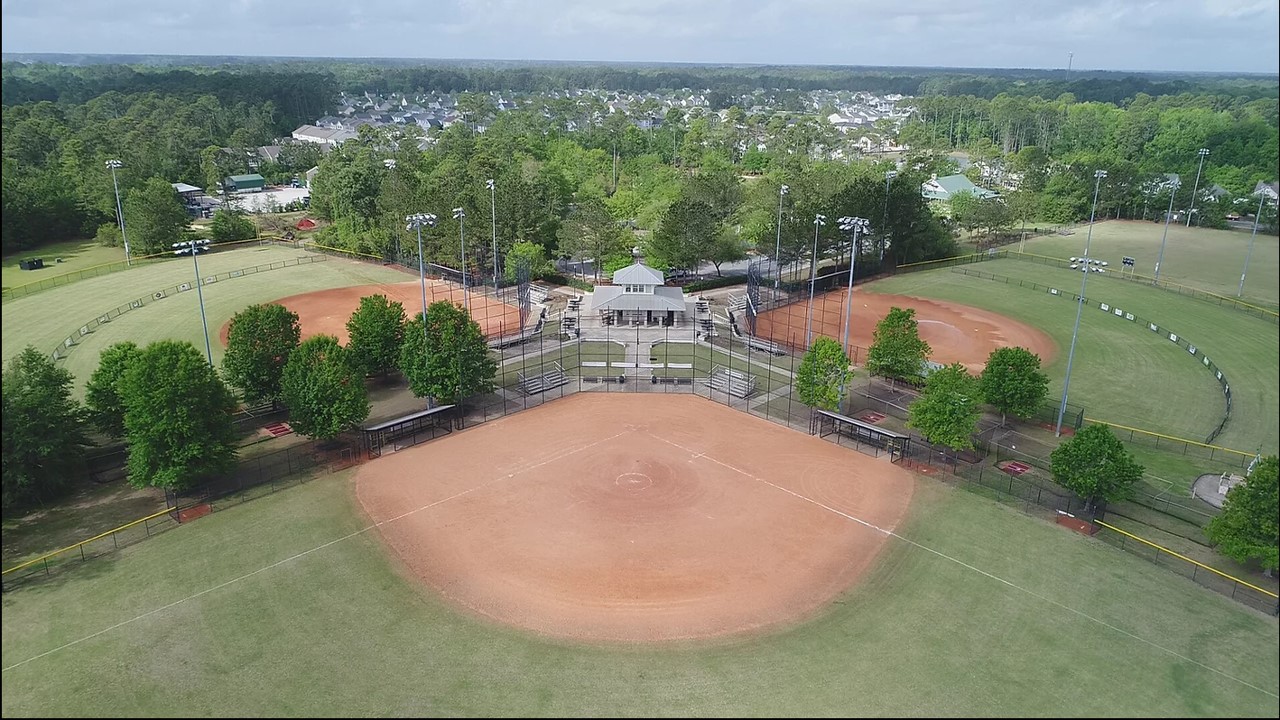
left=528, top=284, right=551, bottom=305
left=488, top=307, right=547, bottom=349
left=517, top=361, right=570, bottom=395
left=704, top=365, right=758, bottom=399
left=725, top=308, right=784, bottom=355
left=695, top=297, right=715, bottom=338
left=727, top=294, right=748, bottom=312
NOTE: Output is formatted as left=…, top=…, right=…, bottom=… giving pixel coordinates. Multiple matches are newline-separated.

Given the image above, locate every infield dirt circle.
left=355, top=393, right=915, bottom=643
left=217, top=279, right=523, bottom=347
left=756, top=288, right=1057, bottom=371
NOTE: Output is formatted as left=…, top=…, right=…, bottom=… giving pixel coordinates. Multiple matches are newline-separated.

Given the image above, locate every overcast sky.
left=2, top=0, right=1277, bottom=74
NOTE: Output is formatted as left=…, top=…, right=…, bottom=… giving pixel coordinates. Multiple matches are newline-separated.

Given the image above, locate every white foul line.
left=2, top=428, right=630, bottom=673
left=645, top=430, right=1279, bottom=701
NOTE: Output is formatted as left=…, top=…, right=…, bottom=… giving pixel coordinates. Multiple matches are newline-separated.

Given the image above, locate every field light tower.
left=1238, top=194, right=1268, bottom=298
left=837, top=216, right=870, bottom=358
left=1153, top=176, right=1180, bottom=283
left=1056, top=169, right=1106, bottom=436
left=172, top=239, right=213, bottom=365
left=106, top=160, right=133, bottom=267
left=453, top=207, right=468, bottom=309
left=406, top=213, right=438, bottom=332
left=881, top=170, right=897, bottom=265
left=1186, top=148, right=1209, bottom=228
left=774, top=184, right=789, bottom=289
left=487, top=179, right=499, bottom=291
left=805, top=213, right=826, bottom=347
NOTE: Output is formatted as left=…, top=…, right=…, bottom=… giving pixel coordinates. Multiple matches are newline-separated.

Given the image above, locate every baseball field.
left=2, top=232, right=1277, bottom=716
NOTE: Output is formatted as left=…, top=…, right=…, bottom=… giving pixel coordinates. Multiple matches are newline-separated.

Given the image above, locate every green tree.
left=118, top=341, right=237, bottom=490
left=345, top=294, right=406, bottom=377
left=222, top=303, right=302, bottom=406
left=980, top=347, right=1050, bottom=425
left=1, top=346, right=89, bottom=508
left=796, top=336, right=852, bottom=411
left=1206, top=456, right=1279, bottom=574
left=209, top=208, right=256, bottom=243
left=84, top=341, right=141, bottom=437
left=1049, top=424, right=1144, bottom=513
left=280, top=335, right=369, bottom=441
left=123, top=176, right=190, bottom=256
left=399, top=301, right=497, bottom=404
left=556, top=198, right=626, bottom=280
left=865, top=307, right=932, bottom=387
left=504, top=241, right=552, bottom=282
left=907, top=363, right=982, bottom=451
left=648, top=196, right=716, bottom=272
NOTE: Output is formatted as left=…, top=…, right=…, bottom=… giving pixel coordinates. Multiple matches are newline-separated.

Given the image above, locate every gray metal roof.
left=611, top=262, right=665, bottom=286
left=589, top=286, right=687, bottom=312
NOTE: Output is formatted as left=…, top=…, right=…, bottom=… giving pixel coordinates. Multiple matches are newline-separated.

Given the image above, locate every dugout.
left=362, top=405, right=456, bottom=458
left=810, top=409, right=910, bottom=461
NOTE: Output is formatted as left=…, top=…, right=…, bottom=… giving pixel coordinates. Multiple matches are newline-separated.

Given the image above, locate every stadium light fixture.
left=172, top=238, right=214, bottom=365
left=106, top=160, right=133, bottom=267
left=1239, top=194, right=1267, bottom=298
left=805, top=213, right=827, bottom=347
left=453, top=207, right=468, bottom=308
left=1186, top=148, right=1209, bottom=228
left=1153, top=176, right=1180, bottom=283
left=406, top=213, right=439, bottom=333
left=774, top=184, right=789, bottom=289
left=881, top=171, right=897, bottom=265
left=487, top=179, right=498, bottom=292
left=837, top=216, right=871, bottom=358
left=1056, top=170, right=1106, bottom=436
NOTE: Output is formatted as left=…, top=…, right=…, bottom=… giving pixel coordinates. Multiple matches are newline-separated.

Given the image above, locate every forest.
left=2, top=60, right=1276, bottom=268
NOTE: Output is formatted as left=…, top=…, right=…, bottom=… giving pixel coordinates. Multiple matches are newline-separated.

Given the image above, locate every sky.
left=2, top=0, right=1277, bottom=74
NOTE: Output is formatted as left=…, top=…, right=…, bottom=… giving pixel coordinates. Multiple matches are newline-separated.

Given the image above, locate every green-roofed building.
left=224, top=173, right=266, bottom=193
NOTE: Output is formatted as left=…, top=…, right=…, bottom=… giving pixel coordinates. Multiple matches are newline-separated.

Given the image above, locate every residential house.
left=921, top=174, right=998, bottom=215
left=1253, top=180, right=1279, bottom=201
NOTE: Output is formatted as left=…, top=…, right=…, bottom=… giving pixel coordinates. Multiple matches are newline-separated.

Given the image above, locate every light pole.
left=406, top=213, right=439, bottom=334
left=453, top=207, right=468, bottom=309
left=487, top=179, right=498, bottom=292
left=1186, top=148, right=1209, bottom=227
left=1056, top=169, right=1106, bottom=436
left=838, top=216, right=870, bottom=358
left=774, top=183, right=789, bottom=289
left=1238, top=194, right=1267, bottom=298
left=383, top=159, right=400, bottom=262
left=805, top=213, right=826, bottom=347
left=1153, top=176, right=1180, bottom=283
left=172, top=239, right=213, bottom=365
left=881, top=170, right=897, bottom=265
left=106, top=160, right=132, bottom=266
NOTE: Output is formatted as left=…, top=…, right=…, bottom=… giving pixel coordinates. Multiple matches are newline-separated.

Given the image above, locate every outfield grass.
left=0, top=246, right=414, bottom=396
left=868, top=257, right=1279, bottom=455
left=2, top=460, right=1275, bottom=717
left=1016, top=220, right=1280, bottom=310
left=2, top=239, right=128, bottom=293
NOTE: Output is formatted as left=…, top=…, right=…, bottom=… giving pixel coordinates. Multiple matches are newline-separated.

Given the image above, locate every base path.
left=217, top=279, right=522, bottom=347
left=355, top=393, right=914, bottom=643
left=756, top=288, right=1057, bottom=372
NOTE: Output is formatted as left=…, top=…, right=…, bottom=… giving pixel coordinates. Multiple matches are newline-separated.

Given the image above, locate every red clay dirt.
left=756, top=288, right=1057, bottom=373
left=354, top=393, right=915, bottom=643
left=217, top=280, right=522, bottom=347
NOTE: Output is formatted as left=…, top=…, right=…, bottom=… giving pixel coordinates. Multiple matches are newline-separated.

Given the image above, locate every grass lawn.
left=865, top=265, right=1229, bottom=446
left=2, top=458, right=1275, bottom=717
left=2, top=239, right=128, bottom=294
left=868, top=257, right=1279, bottom=455
left=1, top=245, right=414, bottom=396
left=1015, top=220, right=1280, bottom=310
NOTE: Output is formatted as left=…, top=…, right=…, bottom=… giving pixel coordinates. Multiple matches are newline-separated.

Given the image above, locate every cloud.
left=1, top=0, right=1275, bottom=72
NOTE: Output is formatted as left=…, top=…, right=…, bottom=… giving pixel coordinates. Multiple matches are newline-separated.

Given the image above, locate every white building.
left=586, top=261, right=696, bottom=327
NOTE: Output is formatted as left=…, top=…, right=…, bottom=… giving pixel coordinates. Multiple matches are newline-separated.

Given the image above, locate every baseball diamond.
left=355, top=393, right=913, bottom=642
